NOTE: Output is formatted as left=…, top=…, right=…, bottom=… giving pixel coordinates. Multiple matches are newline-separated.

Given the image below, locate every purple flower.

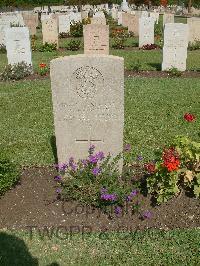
left=101, top=193, right=117, bottom=202
left=142, top=210, right=152, bottom=219
left=137, top=155, right=143, bottom=161
left=57, top=163, right=67, bottom=171
left=130, top=189, right=138, bottom=197
left=54, top=175, right=61, bottom=181
left=56, top=188, right=61, bottom=194
left=126, top=189, right=139, bottom=201
left=114, top=206, right=122, bottom=215
left=126, top=195, right=132, bottom=202
left=71, top=163, right=77, bottom=171
left=96, top=151, right=105, bottom=161
left=81, top=159, right=88, bottom=167
left=124, top=144, right=131, bottom=152
left=89, top=155, right=98, bottom=164
left=92, top=167, right=101, bottom=176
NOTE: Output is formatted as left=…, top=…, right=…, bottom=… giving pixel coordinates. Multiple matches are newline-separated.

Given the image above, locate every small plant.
left=67, top=39, right=81, bottom=51
left=70, top=22, right=83, bottom=37
left=112, top=29, right=128, bottom=49
left=38, top=42, right=57, bottom=52
left=188, top=41, right=200, bottom=51
left=0, top=44, right=6, bottom=53
left=130, top=59, right=142, bottom=72
left=38, top=63, right=49, bottom=76
left=0, top=154, right=20, bottom=196
left=54, top=145, right=143, bottom=216
left=141, top=44, right=160, bottom=50
left=167, top=67, right=182, bottom=77
left=146, top=136, right=200, bottom=203
left=0, top=62, right=33, bottom=81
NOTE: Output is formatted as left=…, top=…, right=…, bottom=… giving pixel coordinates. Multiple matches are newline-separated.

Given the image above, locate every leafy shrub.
left=154, top=21, right=163, bottom=37
left=112, top=29, right=128, bottom=49
left=146, top=136, right=200, bottom=203
left=54, top=145, right=142, bottom=216
left=70, top=22, right=83, bottom=37
left=167, top=67, right=182, bottom=77
left=67, top=39, right=81, bottom=51
left=188, top=41, right=200, bottom=51
left=0, top=44, right=6, bottom=53
left=0, top=62, right=33, bottom=81
left=38, top=42, right=57, bottom=52
left=82, top=18, right=91, bottom=25
left=141, top=44, right=160, bottom=50
left=0, top=155, right=20, bottom=196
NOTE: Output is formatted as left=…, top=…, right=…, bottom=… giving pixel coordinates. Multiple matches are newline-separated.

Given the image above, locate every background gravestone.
left=50, top=54, right=124, bottom=163
left=139, top=17, right=154, bottom=47
left=187, top=17, right=200, bottom=43
left=42, top=17, right=58, bottom=47
left=58, top=15, right=70, bottom=34
left=163, top=13, right=174, bottom=26
left=162, top=23, right=189, bottom=71
left=128, top=14, right=139, bottom=36
left=5, top=27, right=32, bottom=66
left=83, top=24, right=109, bottom=55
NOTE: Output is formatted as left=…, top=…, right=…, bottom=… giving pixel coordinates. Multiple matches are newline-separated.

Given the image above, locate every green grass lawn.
left=0, top=77, right=199, bottom=166
left=1, top=48, right=200, bottom=73
left=0, top=229, right=200, bottom=265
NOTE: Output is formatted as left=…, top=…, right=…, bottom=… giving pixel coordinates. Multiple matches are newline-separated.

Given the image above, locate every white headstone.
left=139, top=17, right=154, bottom=47
left=50, top=54, right=124, bottom=164
left=162, top=23, right=189, bottom=71
left=58, top=15, right=70, bottom=33
left=5, top=27, right=32, bottom=66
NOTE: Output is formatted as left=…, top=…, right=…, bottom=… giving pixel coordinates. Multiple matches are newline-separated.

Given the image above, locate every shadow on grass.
left=0, top=232, right=38, bottom=266
left=0, top=232, right=60, bottom=266
left=148, top=63, right=162, bottom=71
left=51, top=136, right=58, bottom=164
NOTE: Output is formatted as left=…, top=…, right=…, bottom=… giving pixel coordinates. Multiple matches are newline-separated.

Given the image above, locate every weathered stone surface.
left=5, top=27, right=32, bottom=65
left=139, top=17, right=154, bottom=47
left=22, top=12, right=37, bottom=35
left=187, top=17, right=200, bottom=43
left=122, top=12, right=130, bottom=27
left=83, top=24, right=109, bottom=55
left=42, top=17, right=58, bottom=47
left=0, top=17, right=10, bottom=45
left=128, top=14, right=139, bottom=35
left=162, top=23, right=189, bottom=71
left=50, top=54, right=124, bottom=164
left=163, top=13, right=174, bottom=26
left=91, top=17, right=106, bottom=25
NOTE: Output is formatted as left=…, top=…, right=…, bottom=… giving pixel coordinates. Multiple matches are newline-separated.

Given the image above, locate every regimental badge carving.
left=72, top=66, right=104, bottom=99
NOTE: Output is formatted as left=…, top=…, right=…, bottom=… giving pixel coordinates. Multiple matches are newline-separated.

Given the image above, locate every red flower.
left=162, top=147, right=180, bottom=172
left=39, top=63, right=47, bottom=68
left=184, top=113, right=196, bottom=122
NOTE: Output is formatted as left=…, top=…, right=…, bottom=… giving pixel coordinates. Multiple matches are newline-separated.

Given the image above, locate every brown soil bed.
left=11, top=70, right=200, bottom=82
left=0, top=166, right=199, bottom=232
